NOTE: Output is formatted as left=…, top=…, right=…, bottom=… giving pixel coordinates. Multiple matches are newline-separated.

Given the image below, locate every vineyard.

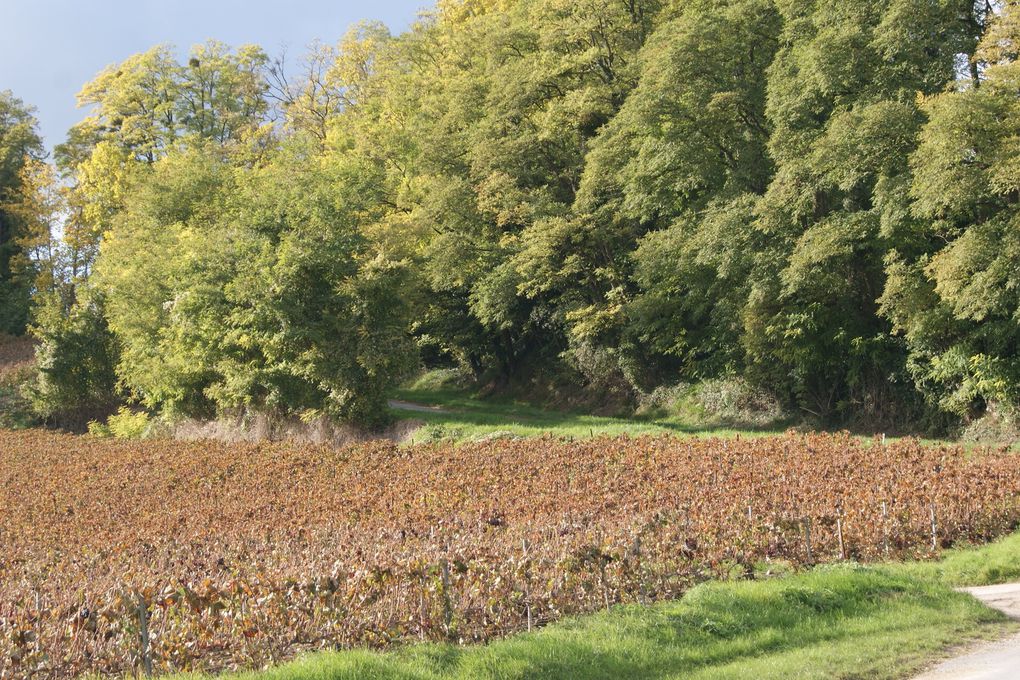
left=1, top=429, right=1019, bottom=677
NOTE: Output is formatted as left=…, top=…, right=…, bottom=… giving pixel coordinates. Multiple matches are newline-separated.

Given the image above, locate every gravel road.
left=914, top=583, right=1020, bottom=680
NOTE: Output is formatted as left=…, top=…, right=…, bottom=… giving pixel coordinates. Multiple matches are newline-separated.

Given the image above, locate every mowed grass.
left=387, top=379, right=946, bottom=447
left=389, top=383, right=786, bottom=443
left=179, top=535, right=1020, bottom=680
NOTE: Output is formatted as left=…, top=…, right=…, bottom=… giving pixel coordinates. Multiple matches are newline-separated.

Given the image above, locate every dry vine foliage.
left=1, top=429, right=1019, bottom=677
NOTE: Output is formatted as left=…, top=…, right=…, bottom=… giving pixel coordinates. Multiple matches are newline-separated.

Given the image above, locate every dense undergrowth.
left=0, top=334, right=35, bottom=428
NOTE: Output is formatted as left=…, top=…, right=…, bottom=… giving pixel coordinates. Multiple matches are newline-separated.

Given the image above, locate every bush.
left=638, top=377, right=790, bottom=429
left=0, top=334, right=37, bottom=429
left=27, top=290, right=120, bottom=428
left=88, top=406, right=151, bottom=439
left=405, top=367, right=474, bottom=392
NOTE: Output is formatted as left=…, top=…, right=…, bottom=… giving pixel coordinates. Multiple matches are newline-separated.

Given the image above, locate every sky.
left=0, top=0, right=428, bottom=151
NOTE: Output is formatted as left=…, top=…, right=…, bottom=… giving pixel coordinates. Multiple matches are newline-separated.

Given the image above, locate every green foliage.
left=880, top=2, right=1020, bottom=423
left=88, top=406, right=151, bottom=439
left=0, top=90, right=45, bottom=335
left=637, top=377, right=790, bottom=430
left=61, top=42, right=270, bottom=165
left=34, top=0, right=1020, bottom=433
left=95, top=139, right=415, bottom=426
left=27, top=289, right=120, bottom=424
left=0, top=334, right=37, bottom=428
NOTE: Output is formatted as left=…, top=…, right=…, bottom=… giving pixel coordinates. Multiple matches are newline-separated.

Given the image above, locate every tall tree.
left=0, top=91, right=45, bottom=334
left=882, top=1, right=1020, bottom=421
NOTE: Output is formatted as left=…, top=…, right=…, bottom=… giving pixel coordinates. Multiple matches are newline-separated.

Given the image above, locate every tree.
left=41, top=0, right=1020, bottom=432
left=28, top=288, right=120, bottom=425
left=568, top=0, right=781, bottom=388
left=95, top=138, right=414, bottom=425
left=881, top=1, right=1020, bottom=421
left=0, top=91, right=44, bottom=334
left=674, top=0, right=978, bottom=424
left=5, top=159, right=64, bottom=298
left=65, top=42, right=271, bottom=166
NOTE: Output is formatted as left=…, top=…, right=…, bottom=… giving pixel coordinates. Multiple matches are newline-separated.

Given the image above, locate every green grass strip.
left=180, top=534, right=1020, bottom=680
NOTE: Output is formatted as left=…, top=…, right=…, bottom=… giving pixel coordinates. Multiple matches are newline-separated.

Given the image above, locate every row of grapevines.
left=1, top=430, right=1018, bottom=677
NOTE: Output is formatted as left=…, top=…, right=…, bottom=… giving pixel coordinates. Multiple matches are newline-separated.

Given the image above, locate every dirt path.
left=915, top=583, right=1020, bottom=680
left=387, top=399, right=453, bottom=414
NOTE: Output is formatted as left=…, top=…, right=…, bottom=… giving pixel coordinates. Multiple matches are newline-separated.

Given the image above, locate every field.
left=388, top=373, right=790, bottom=444
left=3, top=429, right=1020, bottom=678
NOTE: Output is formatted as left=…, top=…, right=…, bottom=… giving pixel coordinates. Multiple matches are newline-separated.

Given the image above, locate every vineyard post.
left=929, top=503, right=938, bottom=552
left=881, top=501, right=890, bottom=556
left=418, top=586, right=425, bottom=641
left=631, top=534, right=647, bottom=605
left=522, top=539, right=532, bottom=632
left=34, top=590, right=42, bottom=660
left=440, top=559, right=453, bottom=638
left=136, top=592, right=152, bottom=677
left=836, top=511, right=845, bottom=560
left=597, top=549, right=611, bottom=612
left=417, top=564, right=426, bottom=641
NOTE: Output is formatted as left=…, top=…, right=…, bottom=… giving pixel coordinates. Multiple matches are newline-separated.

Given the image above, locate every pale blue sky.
left=0, top=0, right=428, bottom=151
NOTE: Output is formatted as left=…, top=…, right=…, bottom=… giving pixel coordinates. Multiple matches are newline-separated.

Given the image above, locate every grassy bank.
left=180, top=535, right=1020, bottom=680
left=389, top=380, right=786, bottom=443
left=386, top=381, right=938, bottom=447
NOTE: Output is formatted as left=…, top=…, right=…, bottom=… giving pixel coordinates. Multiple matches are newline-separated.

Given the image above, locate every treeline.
left=2, top=0, right=1019, bottom=431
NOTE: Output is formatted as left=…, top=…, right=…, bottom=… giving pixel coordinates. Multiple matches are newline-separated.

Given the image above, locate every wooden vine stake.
left=633, top=534, right=647, bottom=606
left=136, top=591, right=152, bottom=677
left=418, top=587, right=425, bottom=641
left=440, top=559, right=453, bottom=638
left=836, top=512, right=846, bottom=560
left=881, top=501, right=890, bottom=556
left=803, top=517, right=813, bottom=564
left=522, top=539, right=533, bottom=632
left=600, top=556, right=611, bottom=612
left=929, top=503, right=938, bottom=552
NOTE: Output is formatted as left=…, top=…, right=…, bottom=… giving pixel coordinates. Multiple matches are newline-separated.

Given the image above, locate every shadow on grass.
left=387, top=383, right=981, bottom=447
left=388, top=385, right=790, bottom=440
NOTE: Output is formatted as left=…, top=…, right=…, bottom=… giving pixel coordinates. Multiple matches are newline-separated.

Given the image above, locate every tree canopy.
left=0, top=91, right=45, bottom=334
left=16, top=0, right=1020, bottom=430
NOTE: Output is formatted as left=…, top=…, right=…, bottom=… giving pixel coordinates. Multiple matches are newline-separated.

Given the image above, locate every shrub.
left=0, top=334, right=37, bottom=428
left=638, top=377, right=790, bottom=429
left=27, top=290, right=120, bottom=427
left=88, top=406, right=151, bottom=439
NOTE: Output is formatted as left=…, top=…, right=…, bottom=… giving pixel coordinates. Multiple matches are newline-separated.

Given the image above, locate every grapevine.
left=0, top=430, right=1018, bottom=677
